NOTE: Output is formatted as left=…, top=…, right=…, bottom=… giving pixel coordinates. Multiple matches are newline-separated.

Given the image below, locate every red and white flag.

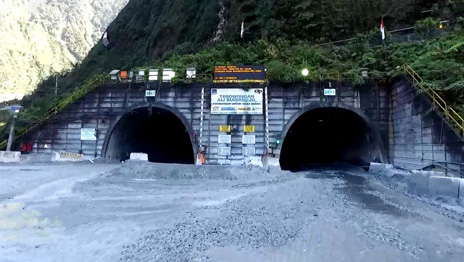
left=380, top=18, right=386, bottom=41
left=103, top=29, right=110, bottom=47
left=240, top=20, right=244, bottom=39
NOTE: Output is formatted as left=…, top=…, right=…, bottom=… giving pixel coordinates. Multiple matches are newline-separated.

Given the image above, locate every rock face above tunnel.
left=389, top=76, right=464, bottom=175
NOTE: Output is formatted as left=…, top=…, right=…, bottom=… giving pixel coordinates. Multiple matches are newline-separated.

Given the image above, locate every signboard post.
left=211, top=88, right=263, bottom=115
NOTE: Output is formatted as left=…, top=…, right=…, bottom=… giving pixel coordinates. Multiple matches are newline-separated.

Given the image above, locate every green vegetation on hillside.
left=3, top=0, right=464, bottom=144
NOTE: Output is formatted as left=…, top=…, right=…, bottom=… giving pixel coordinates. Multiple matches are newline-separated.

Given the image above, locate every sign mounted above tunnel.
left=213, top=65, right=266, bottom=84
left=211, top=88, right=263, bottom=115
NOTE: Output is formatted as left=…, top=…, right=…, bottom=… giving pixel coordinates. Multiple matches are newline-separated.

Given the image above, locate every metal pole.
left=55, top=75, right=58, bottom=97
left=199, top=87, right=205, bottom=148
left=6, top=116, right=16, bottom=151
left=265, top=86, right=270, bottom=153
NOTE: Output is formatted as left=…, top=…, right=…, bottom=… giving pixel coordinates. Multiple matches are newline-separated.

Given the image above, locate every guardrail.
left=402, top=64, right=464, bottom=138
left=0, top=76, right=107, bottom=149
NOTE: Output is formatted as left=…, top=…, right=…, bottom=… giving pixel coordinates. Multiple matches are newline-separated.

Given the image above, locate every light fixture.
left=361, top=70, right=368, bottom=79
left=302, top=68, right=309, bottom=77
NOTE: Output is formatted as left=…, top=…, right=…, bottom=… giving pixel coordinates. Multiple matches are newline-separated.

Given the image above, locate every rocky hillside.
left=0, top=0, right=129, bottom=97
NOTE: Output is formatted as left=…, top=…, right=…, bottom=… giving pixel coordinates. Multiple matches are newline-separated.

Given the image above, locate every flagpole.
left=240, top=20, right=244, bottom=45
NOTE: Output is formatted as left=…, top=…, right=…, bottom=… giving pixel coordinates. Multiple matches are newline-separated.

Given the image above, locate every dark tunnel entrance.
left=279, top=107, right=384, bottom=171
left=104, top=107, right=195, bottom=164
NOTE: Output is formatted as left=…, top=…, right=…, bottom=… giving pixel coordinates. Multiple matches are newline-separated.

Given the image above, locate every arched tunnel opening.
left=280, top=107, right=383, bottom=171
left=104, top=107, right=195, bottom=164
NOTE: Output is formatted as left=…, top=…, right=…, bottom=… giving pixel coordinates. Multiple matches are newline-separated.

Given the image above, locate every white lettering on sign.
left=218, top=135, right=232, bottom=144
left=242, top=147, right=256, bottom=156
left=218, top=147, right=231, bottom=156
left=145, top=90, right=156, bottom=97
left=211, top=88, right=263, bottom=115
left=81, top=128, right=97, bottom=141
left=324, top=89, right=336, bottom=96
left=242, top=135, right=256, bottom=145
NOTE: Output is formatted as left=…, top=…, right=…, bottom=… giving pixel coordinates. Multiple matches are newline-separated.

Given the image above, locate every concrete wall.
left=25, top=81, right=391, bottom=165
left=26, top=78, right=464, bottom=173
left=389, top=76, right=464, bottom=174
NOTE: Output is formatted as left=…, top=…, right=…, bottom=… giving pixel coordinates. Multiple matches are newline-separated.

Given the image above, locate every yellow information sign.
left=244, top=125, right=255, bottom=133
left=219, top=125, right=231, bottom=132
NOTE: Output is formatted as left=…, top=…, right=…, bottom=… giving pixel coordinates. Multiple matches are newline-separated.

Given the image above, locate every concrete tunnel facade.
left=25, top=78, right=464, bottom=173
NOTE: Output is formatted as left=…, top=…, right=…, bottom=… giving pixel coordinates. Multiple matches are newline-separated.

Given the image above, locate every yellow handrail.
left=0, top=76, right=107, bottom=149
left=402, top=64, right=464, bottom=138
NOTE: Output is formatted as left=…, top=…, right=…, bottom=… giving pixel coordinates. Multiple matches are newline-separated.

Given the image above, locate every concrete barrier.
left=0, top=151, right=21, bottom=163
left=129, top=153, right=148, bottom=161
left=52, top=151, right=85, bottom=162
left=262, top=156, right=281, bottom=172
left=245, top=156, right=263, bottom=168
left=428, top=176, right=461, bottom=198
left=369, top=163, right=395, bottom=177
left=460, top=179, right=464, bottom=200
left=408, top=170, right=433, bottom=195
left=368, top=163, right=386, bottom=175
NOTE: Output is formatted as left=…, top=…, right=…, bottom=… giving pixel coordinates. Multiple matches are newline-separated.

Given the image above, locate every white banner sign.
left=218, top=135, right=232, bottom=144
left=211, top=88, right=263, bottom=115
left=242, top=135, right=256, bottom=145
left=81, top=128, right=97, bottom=141
left=218, top=147, right=231, bottom=156
left=242, top=147, right=256, bottom=156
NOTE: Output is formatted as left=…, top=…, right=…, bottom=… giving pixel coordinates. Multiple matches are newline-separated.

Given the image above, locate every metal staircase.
left=0, top=76, right=107, bottom=149
left=402, top=64, right=464, bottom=138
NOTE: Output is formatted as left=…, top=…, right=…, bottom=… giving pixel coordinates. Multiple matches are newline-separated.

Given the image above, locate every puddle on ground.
left=338, top=172, right=411, bottom=217
left=305, top=170, right=412, bottom=217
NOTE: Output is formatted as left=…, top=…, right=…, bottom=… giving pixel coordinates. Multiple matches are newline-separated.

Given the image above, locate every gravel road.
left=1, top=162, right=463, bottom=262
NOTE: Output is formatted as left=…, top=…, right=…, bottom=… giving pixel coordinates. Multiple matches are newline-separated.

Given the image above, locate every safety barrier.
left=429, top=176, right=463, bottom=198
left=402, top=64, right=464, bottom=138
left=0, top=151, right=21, bottom=163
left=262, top=155, right=281, bottom=172
left=129, top=153, right=148, bottom=161
left=52, top=151, right=84, bottom=162
left=0, top=76, right=107, bottom=149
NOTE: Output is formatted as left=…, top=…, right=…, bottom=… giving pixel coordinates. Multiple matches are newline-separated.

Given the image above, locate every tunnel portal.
left=279, top=107, right=383, bottom=171
left=104, top=107, right=195, bottom=164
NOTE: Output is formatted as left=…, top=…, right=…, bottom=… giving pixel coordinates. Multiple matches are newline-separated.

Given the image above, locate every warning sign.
left=219, top=125, right=231, bottom=132
left=244, top=125, right=255, bottom=133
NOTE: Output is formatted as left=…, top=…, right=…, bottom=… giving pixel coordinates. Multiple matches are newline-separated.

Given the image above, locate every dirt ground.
left=1, top=162, right=464, bottom=262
